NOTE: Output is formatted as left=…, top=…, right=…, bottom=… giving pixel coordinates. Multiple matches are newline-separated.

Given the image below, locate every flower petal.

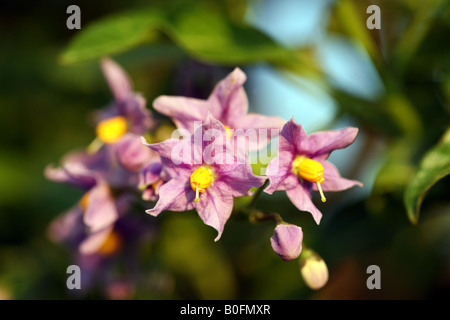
left=281, top=118, right=309, bottom=155
left=142, top=137, right=192, bottom=179
left=47, top=206, right=84, bottom=244
left=284, top=175, right=322, bottom=224
left=122, top=93, right=155, bottom=134
left=116, top=133, right=154, bottom=171
left=305, top=127, right=359, bottom=158
left=44, top=163, right=97, bottom=190
left=313, top=160, right=363, bottom=192
left=84, top=183, right=119, bottom=232
left=194, top=184, right=234, bottom=242
left=79, top=226, right=114, bottom=255
left=153, top=95, right=208, bottom=132
left=264, top=135, right=296, bottom=194
left=145, top=178, right=195, bottom=216
left=214, top=166, right=264, bottom=198
left=101, top=58, right=132, bottom=102
left=209, top=67, right=248, bottom=125
left=231, top=114, right=285, bottom=151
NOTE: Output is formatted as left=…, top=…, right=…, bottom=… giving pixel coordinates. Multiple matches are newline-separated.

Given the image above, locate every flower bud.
left=270, top=223, right=303, bottom=261
left=300, top=249, right=329, bottom=290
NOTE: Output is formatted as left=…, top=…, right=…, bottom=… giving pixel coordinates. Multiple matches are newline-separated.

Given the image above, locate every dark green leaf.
left=404, top=127, right=450, bottom=224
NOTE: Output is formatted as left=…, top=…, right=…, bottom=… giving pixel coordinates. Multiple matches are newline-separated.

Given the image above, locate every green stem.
left=247, top=209, right=283, bottom=225
left=247, top=178, right=269, bottom=209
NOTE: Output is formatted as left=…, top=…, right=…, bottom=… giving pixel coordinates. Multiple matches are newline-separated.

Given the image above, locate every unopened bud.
left=270, top=223, right=303, bottom=261
left=299, top=249, right=329, bottom=290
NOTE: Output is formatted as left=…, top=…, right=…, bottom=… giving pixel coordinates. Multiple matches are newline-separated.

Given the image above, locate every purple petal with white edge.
left=312, top=160, right=363, bottom=192
left=153, top=95, right=208, bottom=132
left=270, top=224, right=303, bottom=261
left=116, top=133, right=154, bottom=171
left=101, top=58, right=132, bottom=102
left=284, top=175, right=322, bottom=224
left=79, top=225, right=114, bottom=255
left=84, top=182, right=119, bottom=233
left=304, top=127, right=359, bottom=158
left=194, top=184, right=234, bottom=242
left=145, top=178, right=195, bottom=216
left=209, top=68, right=248, bottom=124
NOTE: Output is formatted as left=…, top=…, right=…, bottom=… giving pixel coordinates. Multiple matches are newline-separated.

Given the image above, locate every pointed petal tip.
left=145, top=209, right=159, bottom=217
left=140, top=136, right=149, bottom=146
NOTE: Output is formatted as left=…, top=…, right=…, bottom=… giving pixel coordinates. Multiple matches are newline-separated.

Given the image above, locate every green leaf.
left=161, top=3, right=292, bottom=65
left=404, top=127, right=450, bottom=224
left=393, top=0, right=446, bottom=74
left=60, top=8, right=163, bottom=64
left=60, top=2, right=312, bottom=72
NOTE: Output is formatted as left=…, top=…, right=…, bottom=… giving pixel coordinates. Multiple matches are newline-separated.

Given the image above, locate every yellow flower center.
left=293, top=156, right=326, bottom=202
left=96, top=116, right=128, bottom=144
left=97, top=230, right=121, bottom=256
left=223, top=125, right=233, bottom=139
left=190, top=167, right=214, bottom=203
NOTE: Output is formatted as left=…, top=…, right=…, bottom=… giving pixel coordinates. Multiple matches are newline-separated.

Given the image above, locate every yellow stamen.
left=294, top=156, right=327, bottom=202
left=316, top=182, right=326, bottom=203
left=79, top=192, right=90, bottom=211
left=96, top=116, right=128, bottom=144
left=190, top=167, right=214, bottom=203
left=224, top=125, right=233, bottom=139
left=97, top=230, right=121, bottom=256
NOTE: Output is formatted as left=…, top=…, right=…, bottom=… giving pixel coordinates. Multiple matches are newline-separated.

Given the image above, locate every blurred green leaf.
left=60, top=2, right=318, bottom=75
left=393, top=0, right=446, bottom=73
left=404, top=127, right=450, bottom=224
left=162, top=3, right=291, bottom=65
left=334, top=0, right=380, bottom=65
left=60, top=8, right=163, bottom=64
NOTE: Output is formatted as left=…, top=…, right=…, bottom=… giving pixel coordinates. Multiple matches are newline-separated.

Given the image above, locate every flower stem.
left=247, top=178, right=269, bottom=208
left=248, top=209, right=283, bottom=225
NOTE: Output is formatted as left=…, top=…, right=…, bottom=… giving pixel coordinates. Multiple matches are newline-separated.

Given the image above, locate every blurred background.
left=0, top=0, right=449, bottom=299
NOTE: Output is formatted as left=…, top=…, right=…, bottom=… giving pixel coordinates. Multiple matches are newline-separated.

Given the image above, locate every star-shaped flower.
left=264, top=118, right=363, bottom=224
left=153, top=67, right=285, bottom=150
left=95, top=58, right=155, bottom=143
left=142, top=114, right=266, bottom=241
left=45, top=151, right=119, bottom=233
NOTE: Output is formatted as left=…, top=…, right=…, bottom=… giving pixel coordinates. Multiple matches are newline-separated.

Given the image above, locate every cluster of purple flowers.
left=46, top=59, right=362, bottom=293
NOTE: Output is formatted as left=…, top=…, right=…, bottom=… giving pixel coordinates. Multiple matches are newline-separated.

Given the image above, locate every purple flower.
left=142, top=114, right=265, bottom=241
left=270, top=223, right=303, bottom=261
left=96, top=58, right=155, bottom=142
left=264, top=118, right=363, bottom=224
left=153, top=67, right=285, bottom=150
left=45, top=151, right=119, bottom=233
